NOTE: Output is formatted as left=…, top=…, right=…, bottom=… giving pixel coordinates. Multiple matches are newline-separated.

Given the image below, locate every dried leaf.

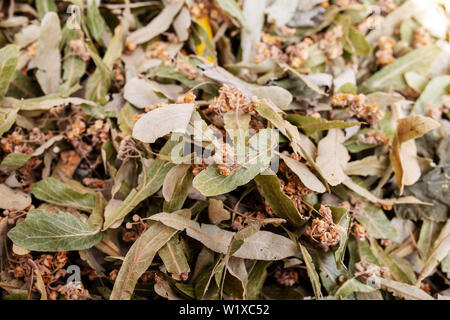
left=345, top=156, right=388, bottom=177
left=150, top=213, right=299, bottom=261
left=412, top=75, right=450, bottom=115
left=417, top=219, right=450, bottom=284
left=126, top=0, right=184, bottom=45
left=316, top=129, right=350, bottom=186
left=0, top=108, right=18, bottom=137
left=397, top=115, right=440, bottom=143
left=299, top=243, right=322, bottom=299
left=132, top=104, right=195, bottom=143
left=417, top=220, right=444, bottom=262
left=216, top=0, right=247, bottom=28
left=360, top=45, right=441, bottom=93
left=279, top=153, right=326, bottom=193
left=287, top=114, right=361, bottom=136
left=0, top=184, right=31, bottom=211
left=0, top=44, right=19, bottom=101
left=32, top=177, right=97, bottom=212
left=246, top=261, right=271, bottom=300
left=354, top=202, right=398, bottom=240
left=35, top=12, right=61, bottom=94
left=193, top=129, right=278, bottom=197
left=254, top=172, right=307, bottom=227
left=163, top=165, right=193, bottom=213
left=162, top=165, right=191, bottom=202
left=374, top=276, right=434, bottom=300
left=208, top=199, right=231, bottom=225
left=109, top=217, right=182, bottom=300
left=342, top=177, right=430, bottom=207
left=265, top=0, right=299, bottom=27
left=8, top=209, right=104, bottom=251
left=102, top=139, right=177, bottom=230
left=240, top=0, right=267, bottom=65
left=159, top=236, right=191, bottom=281
left=334, top=278, right=376, bottom=299
left=0, top=152, right=31, bottom=173
left=123, top=77, right=167, bottom=109
left=395, top=167, right=449, bottom=222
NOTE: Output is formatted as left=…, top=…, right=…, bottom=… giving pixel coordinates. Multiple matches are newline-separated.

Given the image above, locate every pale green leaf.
left=417, top=220, right=444, bottom=262
left=36, top=0, right=57, bottom=20
left=299, top=243, right=323, bottom=299
left=345, top=156, right=388, bottom=177
left=369, top=237, right=416, bottom=284
left=0, top=44, right=19, bottom=101
left=208, top=199, right=231, bottom=225
left=254, top=172, right=307, bottom=227
left=117, top=103, right=136, bottom=136
left=86, top=0, right=111, bottom=46
left=286, top=114, right=361, bottom=136
left=158, top=235, right=191, bottom=281
left=360, top=45, right=442, bottom=93
left=316, top=129, right=350, bottom=186
left=0, top=152, right=30, bottom=173
left=246, top=261, right=271, bottom=300
left=193, top=129, right=278, bottom=197
left=163, top=166, right=193, bottom=213
left=7, top=209, right=104, bottom=251
left=279, top=154, right=326, bottom=193
left=0, top=108, right=18, bottom=137
left=335, top=278, right=376, bottom=299
left=126, top=0, right=184, bottom=45
left=412, top=75, right=450, bottom=114
left=32, top=177, right=97, bottom=212
left=216, top=0, right=248, bottom=28
left=404, top=72, right=428, bottom=93
left=354, top=202, right=398, bottom=240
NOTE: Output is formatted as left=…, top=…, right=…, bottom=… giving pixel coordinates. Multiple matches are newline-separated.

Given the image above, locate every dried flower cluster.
left=306, top=205, right=343, bottom=251
left=376, top=36, right=396, bottom=66
left=319, top=25, right=345, bottom=60
left=413, top=28, right=432, bottom=49
left=332, top=93, right=386, bottom=124
left=209, top=85, right=258, bottom=115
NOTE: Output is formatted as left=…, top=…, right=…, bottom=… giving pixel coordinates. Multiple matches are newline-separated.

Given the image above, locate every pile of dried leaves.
left=0, top=0, right=449, bottom=301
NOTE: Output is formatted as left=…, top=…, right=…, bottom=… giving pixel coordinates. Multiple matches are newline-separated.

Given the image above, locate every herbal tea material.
left=0, top=0, right=449, bottom=301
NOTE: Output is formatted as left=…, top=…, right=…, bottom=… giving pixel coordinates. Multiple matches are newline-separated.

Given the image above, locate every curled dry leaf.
left=373, top=276, right=434, bottom=300
left=126, top=0, right=185, bottom=45
left=35, top=12, right=61, bottom=94
left=0, top=184, right=31, bottom=211
left=279, top=153, right=326, bottom=193
left=390, top=106, right=441, bottom=193
left=208, top=199, right=231, bottom=225
left=163, top=165, right=191, bottom=202
left=316, top=129, right=350, bottom=186
left=132, top=104, right=195, bottom=143
left=124, top=77, right=168, bottom=108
